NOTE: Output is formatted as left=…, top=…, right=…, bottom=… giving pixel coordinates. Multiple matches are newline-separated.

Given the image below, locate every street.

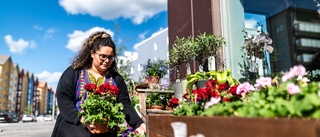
left=0, top=120, right=55, bottom=137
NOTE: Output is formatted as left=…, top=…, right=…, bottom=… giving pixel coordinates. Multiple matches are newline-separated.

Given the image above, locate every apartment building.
left=267, top=8, right=320, bottom=71
left=0, top=55, right=46, bottom=117
left=0, top=55, right=12, bottom=113
left=37, top=81, right=48, bottom=115
left=8, top=63, right=19, bottom=113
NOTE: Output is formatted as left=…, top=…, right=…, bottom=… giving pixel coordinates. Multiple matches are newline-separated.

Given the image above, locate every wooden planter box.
left=147, top=114, right=320, bottom=137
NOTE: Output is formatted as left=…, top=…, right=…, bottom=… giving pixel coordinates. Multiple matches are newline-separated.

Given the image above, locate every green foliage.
left=306, top=69, right=320, bottom=82
left=130, top=93, right=139, bottom=107
left=194, top=32, right=226, bottom=67
left=173, top=102, right=204, bottom=116
left=173, top=64, right=320, bottom=119
left=80, top=93, right=125, bottom=128
left=142, top=59, right=168, bottom=78
left=23, top=105, right=32, bottom=115
left=186, top=68, right=240, bottom=92
left=200, top=81, right=320, bottom=118
left=146, top=92, right=173, bottom=107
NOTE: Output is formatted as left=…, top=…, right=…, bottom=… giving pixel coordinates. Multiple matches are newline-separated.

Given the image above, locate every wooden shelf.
left=147, top=109, right=173, bottom=114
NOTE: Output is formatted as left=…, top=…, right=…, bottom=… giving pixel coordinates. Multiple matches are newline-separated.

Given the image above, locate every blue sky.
left=0, top=0, right=266, bottom=90
left=0, top=0, right=168, bottom=89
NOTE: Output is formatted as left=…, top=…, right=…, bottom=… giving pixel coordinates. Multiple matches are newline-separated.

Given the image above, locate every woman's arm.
left=115, top=73, right=144, bottom=129
left=56, top=67, right=81, bottom=124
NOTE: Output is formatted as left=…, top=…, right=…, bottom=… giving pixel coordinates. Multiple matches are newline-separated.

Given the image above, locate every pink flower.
left=291, top=65, right=306, bottom=77
left=254, top=77, right=272, bottom=89
left=282, top=65, right=306, bottom=82
left=286, top=83, right=301, bottom=95
left=236, top=82, right=255, bottom=96
left=264, top=45, right=273, bottom=53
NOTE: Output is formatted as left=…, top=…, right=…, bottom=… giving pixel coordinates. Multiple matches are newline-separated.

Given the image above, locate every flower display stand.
left=136, top=89, right=174, bottom=124
left=147, top=114, right=320, bottom=137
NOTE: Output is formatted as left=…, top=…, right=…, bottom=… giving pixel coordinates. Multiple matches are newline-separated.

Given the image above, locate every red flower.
left=223, top=97, right=229, bottom=102
left=217, top=83, right=230, bottom=91
left=183, top=93, right=190, bottom=100
left=228, top=85, right=239, bottom=95
left=109, top=85, right=119, bottom=95
left=169, top=97, right=179, bottom=107
left=84, top=84, right=96, bottom=92
left=192, top=88, right=208, bottom=101
left=206, top=80, right=218, bottom=89
left=96, top=83, right=109, bottom=95
left=207, top=91, right=220, bottom=98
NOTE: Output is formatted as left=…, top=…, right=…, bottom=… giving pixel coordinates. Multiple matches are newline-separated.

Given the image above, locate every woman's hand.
left=135, top=123, right=146, bottom=135
left=80, top=116, right=96, bottom=134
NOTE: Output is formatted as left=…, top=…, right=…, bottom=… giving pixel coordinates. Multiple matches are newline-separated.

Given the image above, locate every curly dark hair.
left=71, top=31, right=118, bottom=72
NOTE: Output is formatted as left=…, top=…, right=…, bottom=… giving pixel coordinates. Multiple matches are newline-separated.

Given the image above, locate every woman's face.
left=91, top=46, right=114, bottom=72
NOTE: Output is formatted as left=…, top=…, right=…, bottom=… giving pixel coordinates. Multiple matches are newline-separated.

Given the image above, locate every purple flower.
left=122, top=127, right=136, bottom=137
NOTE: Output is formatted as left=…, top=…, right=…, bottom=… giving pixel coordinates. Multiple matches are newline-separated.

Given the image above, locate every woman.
left=51, top=31, right=145, bottom=137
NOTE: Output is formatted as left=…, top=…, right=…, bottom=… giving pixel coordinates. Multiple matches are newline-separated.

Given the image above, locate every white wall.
left=130, top=28, right=169, bottom=84
left=220, top=0, right=245, bottom=80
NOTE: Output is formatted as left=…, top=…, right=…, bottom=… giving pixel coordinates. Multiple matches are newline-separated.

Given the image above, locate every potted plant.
left=147, top=65, right=320, bottom=137
left=142, top=58, right=168, bottom=84
left=194, top=32, right=226, bottom=72
left=146, top=92, right=173, bottom=110
left=186, top=68, right=239, bottom=91
left=167, top=36, right=195, bottom=99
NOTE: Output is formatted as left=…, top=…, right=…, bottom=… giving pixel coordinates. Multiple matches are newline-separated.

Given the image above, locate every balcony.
left=295, top=38, right=320, bottom=53
left=294, top=21, right=320, bottom=38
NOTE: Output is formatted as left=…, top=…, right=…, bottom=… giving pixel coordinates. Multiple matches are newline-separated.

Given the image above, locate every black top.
left=51, top=66, right=143, bottom=137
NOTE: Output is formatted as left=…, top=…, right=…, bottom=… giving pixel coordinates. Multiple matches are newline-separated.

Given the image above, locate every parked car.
left=8, top=114, right=19, bottom=123
left=37, top=115, right=44, bottom=121
left=44, top=115, right=52, bottom=121
left=0, top=113, right=14, bottom=123
left=22, top=114, right=37, bottom=123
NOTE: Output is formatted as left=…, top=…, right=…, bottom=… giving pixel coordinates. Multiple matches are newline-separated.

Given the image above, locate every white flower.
left=204, top=96, right=221, bottom=109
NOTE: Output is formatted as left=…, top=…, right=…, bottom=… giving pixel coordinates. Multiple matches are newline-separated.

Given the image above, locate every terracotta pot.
left=91, top=118, right=108, bottom=134
left=144, top=76, right=151, bottom=83
left=151, top=105, right=163, bottom=110
left=165, top=106, right=174, bottom=111
left=92, top=123, right=108, bottom=134
left=150, top=76, right=160, bottom=83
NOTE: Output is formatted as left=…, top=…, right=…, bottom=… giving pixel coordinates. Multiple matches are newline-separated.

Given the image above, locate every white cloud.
left=44, top=28, right=58, bottom=40
left=35, top=71, right=63, bottom=90
left=138, top=30, right=149, bottom=40
left=59, top=0, right=167, bottom=24
left=4, top=35, right=37, bottom=54
left=34, top=25, right=42, bottom=30
left=245, top=19, right=258, bottom=29
left=66, top=27, right=114, bottom=52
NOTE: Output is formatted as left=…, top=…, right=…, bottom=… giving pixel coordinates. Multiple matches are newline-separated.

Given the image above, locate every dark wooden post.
left=168, top=0, right=223, bottom=83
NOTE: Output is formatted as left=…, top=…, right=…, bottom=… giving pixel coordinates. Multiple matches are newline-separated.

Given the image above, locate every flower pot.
left=173, top=81, right=182, bottom=99
left=165, top=106, right=174, bottom=111
left=195, top=79, right=208, bottom=89
left=92, top=122, right=108, bottom=134
left=144, top=76, right=151, bottom=83
left=151, top=76, right=160, bottom=83
left=151, top=105, right=163, bottom=110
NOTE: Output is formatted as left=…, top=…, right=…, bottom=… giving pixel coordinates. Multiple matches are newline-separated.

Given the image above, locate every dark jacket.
left=51, top=66, right=143, bottom=137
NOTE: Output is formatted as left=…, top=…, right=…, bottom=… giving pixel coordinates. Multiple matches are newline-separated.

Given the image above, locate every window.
left=138, top=64, right=142, bottom=71
left=154, top=43, right=158, bottom=51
